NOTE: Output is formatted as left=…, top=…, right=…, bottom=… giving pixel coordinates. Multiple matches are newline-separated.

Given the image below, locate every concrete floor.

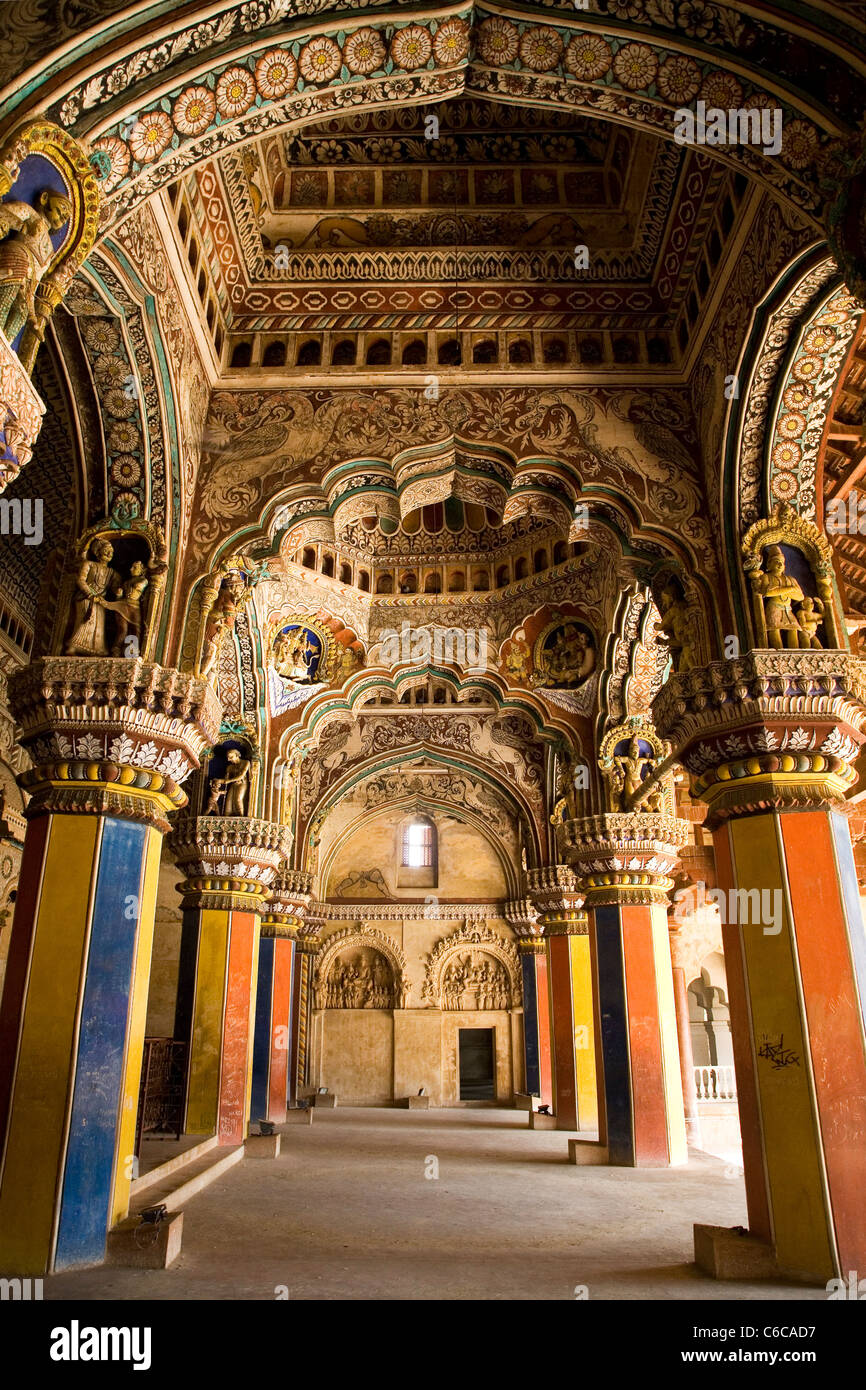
left=48, top=1108, right=825, bottom=1301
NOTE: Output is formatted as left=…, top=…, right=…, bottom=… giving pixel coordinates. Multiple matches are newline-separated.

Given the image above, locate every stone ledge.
left=107, top=1212, right=183, bottom=1269
left=693, top=1223, right=778, bottom=1280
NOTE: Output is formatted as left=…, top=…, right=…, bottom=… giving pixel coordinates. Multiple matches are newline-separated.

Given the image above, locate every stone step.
left=128, top=1144, right=244, bottom=1216
left=132, top=1135, right=218, bottom=1197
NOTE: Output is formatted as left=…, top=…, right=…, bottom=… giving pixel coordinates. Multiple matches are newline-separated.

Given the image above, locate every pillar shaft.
left=0, top=658, right=218, bottom=1273
left=654, top=650, right=866, bottom=1280
left=251, top=935, right=295, bottom=1125
left=564, top=812, right=690, bottom=1166
left=517, top=939, right=551, bottom=1105
left=170, top=815, right=290, bottom=1146
left=671, top=965, right=702, bottom=1146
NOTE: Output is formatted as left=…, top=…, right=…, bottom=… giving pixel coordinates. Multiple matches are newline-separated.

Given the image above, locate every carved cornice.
left=561, top=812, right=690, bottom=907
left=10, top=657, right=221, bottom=825
left=652, top=652, right=866, bottom=824
left=169, top=814, right=290, bottom=909
left=517, top=936, right=545, bottom=955
left=266, top=864, right=314, bottom=926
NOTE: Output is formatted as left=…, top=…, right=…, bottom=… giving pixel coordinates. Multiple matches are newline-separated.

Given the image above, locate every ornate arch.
left=421, top=920, right=521, bottom=1008
left=312, top=923, right=409, bottom=1009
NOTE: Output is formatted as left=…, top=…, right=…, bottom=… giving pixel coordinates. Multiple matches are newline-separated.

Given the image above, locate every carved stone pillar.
left=252, top=867, right=312, bottom=1123
left=0, top=657, right=219, bottom=1273
left=562, top=812, right=690, bottom=1167
left=527, top=867, right=597, bottom=1131
left=170, top=815, right=290, bottom=1146
left=293, top=904, right=326, bottom=1096
left=505, top=898, right=550, bottom=1105
left=654, top=651, right=866, bottom=1281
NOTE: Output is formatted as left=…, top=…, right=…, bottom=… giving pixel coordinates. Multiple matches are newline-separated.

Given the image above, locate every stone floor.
left=48, top=1108, right=825, bottom=1301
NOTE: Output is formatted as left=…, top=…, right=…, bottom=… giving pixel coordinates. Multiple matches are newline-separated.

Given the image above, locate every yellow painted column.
left=0, top=657, right=219, bottom=1274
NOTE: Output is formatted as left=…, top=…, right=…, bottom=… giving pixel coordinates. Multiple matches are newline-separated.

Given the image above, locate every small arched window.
left=402, top=819, right=433, bottom=867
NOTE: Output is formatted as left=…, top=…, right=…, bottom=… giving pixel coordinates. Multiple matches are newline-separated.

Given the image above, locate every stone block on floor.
left=107, top=1212, right=183, bottom=1269
left=313, top=1092, right=337, bottom=1108
left=402, top=1095, right=430, bottom=1109
left=694, top=1224, right=778, bottom=1280
left=245, top=1133, right=281, bottom=1158
left=285, top=1108, right=313, bottom=1124
left=513, top=1093, right=534, bottom=1111
left=568, top=1140, right=610, bottom=1165
left=529, top=1111, right=557, bottom=1130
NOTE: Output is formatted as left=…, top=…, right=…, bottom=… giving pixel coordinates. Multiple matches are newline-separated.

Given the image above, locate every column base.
left=107, top=1213, right=184, bottom=1269
left=244, top=1133, right=281, bottom=1159
left=694, top=1224, right=778, bottom=1281
left=529, top=1110, right=557, bottom=1130
left=568, top=1139, right=610, bottom=1165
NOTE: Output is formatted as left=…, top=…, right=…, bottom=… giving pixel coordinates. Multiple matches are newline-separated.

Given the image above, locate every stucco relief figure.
left=443, top=953, right=509, bottom=1010
left=326, top=950, right=394, bottom=1009
left=503, top=631, right=532, bottom=685
left=534, top=623, right=595, bottom=687
left=103, top=561, right=148, bottom=656
left=654, top=582, right=700, bottom=671
left=750, top=545, right=807, bottom=650
left=220, top=748, right=251, bottom=816
left=604, top=737, right=663, bottom=812
left=274, top=626, right=317, bottom=683
left=796, top=595, right=825, bottom=649
left=64, top=539, right=120, bottom=656
left=200, top=571, right=246, bottom=680
left=0, top=190, right=71, bottom=342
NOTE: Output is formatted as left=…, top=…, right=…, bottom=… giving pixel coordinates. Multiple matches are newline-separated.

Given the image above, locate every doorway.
left=458, top=1028, right=495, bottom=1100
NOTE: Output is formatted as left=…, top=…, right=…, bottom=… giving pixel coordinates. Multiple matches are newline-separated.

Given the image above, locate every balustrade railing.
left=694, top=1064, right=737, bottom=1101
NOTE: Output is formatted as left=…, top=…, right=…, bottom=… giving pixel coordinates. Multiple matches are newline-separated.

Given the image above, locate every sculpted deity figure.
left=795, top=595, right=825, bottom=650
left=0, top=189, right=72, bottom=342
left=654, top=582, right=699, bottom=671
left=603, top=737, right=663, bottom=812
left=64, top=538, right=120, bottom=656
left=200, top=571, right=246, bottom=681
left=274, top=626, right=315, bottom=683
left=504, top=632, right=532, bottom=685
left=103, top=561, right=148, bottom=656
left=750, top=545, right=804, bottom=650
left=222, top=748, right=251, bottom=816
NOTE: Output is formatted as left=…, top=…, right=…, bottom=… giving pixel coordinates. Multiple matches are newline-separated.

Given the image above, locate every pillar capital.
left=261, top=866, right=314, bottom=938
left=169, top=814, right=290, bottom=911
left=503, top=897, right=540, bottom=939
left=10, top=656, right=221, bottom=830
left=516, top=936, right=545, bottom=955
left=526, top=864, right=587, bottom=933
left=561, top=812, right=690, bottom=906
left=295, top=901, right=327, bottom=953
left=652, top=651, right=866, bottom=826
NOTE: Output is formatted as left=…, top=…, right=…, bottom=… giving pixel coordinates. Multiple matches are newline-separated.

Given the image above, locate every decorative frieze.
left=421, top=921, right=521, bottom=1008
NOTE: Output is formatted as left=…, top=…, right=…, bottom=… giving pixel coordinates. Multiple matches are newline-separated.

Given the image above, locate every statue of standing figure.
left=0, top=189, right=72, bottom=343
left=750, top=545, right=806, bottom=650
left=64, top=538, right=120, bottom=656
left=200, top=571, right=247, bottom=681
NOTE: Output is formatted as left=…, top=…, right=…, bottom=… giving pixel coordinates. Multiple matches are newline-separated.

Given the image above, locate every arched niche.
left=422, top=923, right=521, bottom=1011
left=312, top=925, right=409, bottom=1011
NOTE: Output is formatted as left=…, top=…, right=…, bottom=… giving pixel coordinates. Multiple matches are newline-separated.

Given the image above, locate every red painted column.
left=655, top=651, right=866, bottom=1282
left=534, top=947, right=554, bottom=1110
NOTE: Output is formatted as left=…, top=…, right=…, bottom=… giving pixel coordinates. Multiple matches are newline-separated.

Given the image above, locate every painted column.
left=170, top=815, right=290, bottom=1146
left=671, top=962, right=702, bottom=1147
left=292, top=913, right=324, bottom=1097
left=506, top=899, right=542, bottom=1100
left=0, top=658, right=219, bottom=1274
left=251, top=868, right=311, bottom=1124
left=654, top=651, right=866, bottom=1282
left=528, top=866, right=597, bottom=1131
left=565, top=813, right=690, bottom=1167
left=514, top=938, right=553, bottom=1108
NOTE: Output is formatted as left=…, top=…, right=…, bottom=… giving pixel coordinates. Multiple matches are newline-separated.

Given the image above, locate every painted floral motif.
left=565, top=34, right=613, bottom=81
left=216, top=65, right=256, bottom=118
left=783, top=118, right=818, bottom=171
left=657, top=54, right=701, bottom=103
left=518, top=26, right=564, bottom=73
left=111, top=454, right=142, bottom=486
left=803, top=325, right=836, bottom=356
left=612, top=43, right=658, bottom=91
left=678, top=1, right=716, bottom=40
left=103, top=389, right=136, bottom=419
left=344, top=27, right=386, bottom=75
left=477, top=17, right=519, bottom=67
left=83, top=320, right=120, bottom=354
left=108, top=422, right=140, bottom=453
left=129, top=110, right=173, bottom=164
left=782, top=382, right=812, bottom=411
left=173, top=85, right=216, bottom=136
left=699, top=70, right=743, bottom=109
left=432, top=18, right=470, bottom=66
left=255, top=48, right=298, bottom=99
left=771, top=471, right=798, bottom=500
left=94, top=354, right=131, bottom=387
left=299, top=35, right=342, bottom=83
left=778, top=410, right=807, bottom=438
left=90, top=136, right=130, bottom=191
left=791, top=354, right=823, bottom=382
left=772, top=440, right=801, bottom=470
left=390, top=24, right=433, bottom=70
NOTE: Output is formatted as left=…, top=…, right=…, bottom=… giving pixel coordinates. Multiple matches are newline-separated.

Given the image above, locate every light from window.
left=402, top=820, right=433, bottom=868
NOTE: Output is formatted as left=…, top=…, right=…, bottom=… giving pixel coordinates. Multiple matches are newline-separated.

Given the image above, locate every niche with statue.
left=203, top=735, right=258, bottom=818
left=56, top=519, right=167, bottom=660
left=743, top=504, right=843, bottom=651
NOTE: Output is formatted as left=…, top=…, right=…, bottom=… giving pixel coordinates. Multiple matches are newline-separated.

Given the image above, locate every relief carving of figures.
left=324, top=949, right=395, bottom=1009
left=60, top=520, right=165, bottom=658
left=193, top=556, right=266, bottom=684
left=532, top=619, right=595, bottom=688
left=598, top=722, right=669, bottom=813
left=653, top=577, right=701, bottom=672
left=0, top=190, right=71, bottom=342
left=743, top=506, right=842, bottom=651
left=442, top=953, right=510, bottom=1011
